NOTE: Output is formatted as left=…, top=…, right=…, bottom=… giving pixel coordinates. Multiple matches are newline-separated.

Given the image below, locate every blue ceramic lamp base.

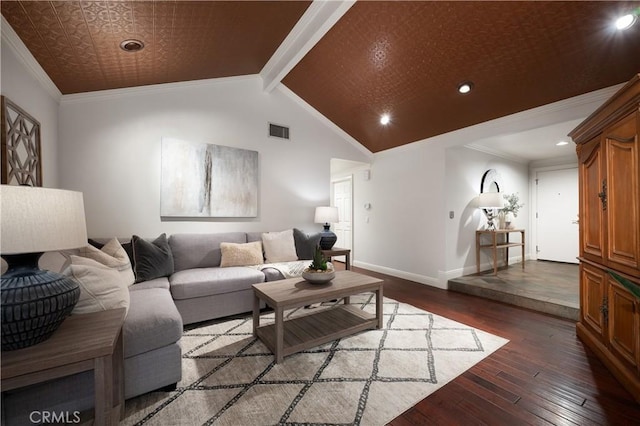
left=1, top=252, right=80, bottom=351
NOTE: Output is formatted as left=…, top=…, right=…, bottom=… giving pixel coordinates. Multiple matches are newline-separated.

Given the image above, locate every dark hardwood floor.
left=341, top=265, right=640, bottom=425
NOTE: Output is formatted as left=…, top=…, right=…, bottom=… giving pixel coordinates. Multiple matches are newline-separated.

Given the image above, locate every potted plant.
left=302, top=246, right=335, bottom=284
left=501, top=193, right=524, bottom=228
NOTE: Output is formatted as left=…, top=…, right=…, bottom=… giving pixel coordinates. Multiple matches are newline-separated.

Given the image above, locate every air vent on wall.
left=269, top=123, right=290, bottom=140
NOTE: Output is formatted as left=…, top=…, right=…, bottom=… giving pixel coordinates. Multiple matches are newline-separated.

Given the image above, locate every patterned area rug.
left=122, top=294, right=508, bottom=425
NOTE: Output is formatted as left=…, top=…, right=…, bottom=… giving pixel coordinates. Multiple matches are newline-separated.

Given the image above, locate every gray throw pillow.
left=293, top=228, right=322, bottom=260
left=132, top=233, right=174, bottom=283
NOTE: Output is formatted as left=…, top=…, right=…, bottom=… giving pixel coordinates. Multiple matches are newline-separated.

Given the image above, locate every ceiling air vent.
left=269, top=123, right=290, bottom=140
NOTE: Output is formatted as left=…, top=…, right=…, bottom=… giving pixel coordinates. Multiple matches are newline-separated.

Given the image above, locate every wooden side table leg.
left=476, top=232, right=481, bottom=273
left=521, top=230, right=526, bottom=269
left=492, top=232, right=498, bottom=275
left=275, top=307, right=284, bottom=364
left=252, top=293, right=260, bottom=336
left=113, top=330, right=124, bottom=421
left=505, top=232, right=510, bottom=267
left=376, top=285, right=384, bottom=329
left=345, top=253, right=351, bottom=270
left=94, top=354, right=114, bottom=426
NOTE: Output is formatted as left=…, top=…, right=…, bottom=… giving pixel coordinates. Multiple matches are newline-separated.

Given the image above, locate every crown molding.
left=60, top=74, right=258, bottom=104
left=464, top=144, right=529, bottom=164
left=276, top=84, right=373, bottom=159
left=260, top=0, right=355, bottom=93
left=1, top=16, right=62, bottom=102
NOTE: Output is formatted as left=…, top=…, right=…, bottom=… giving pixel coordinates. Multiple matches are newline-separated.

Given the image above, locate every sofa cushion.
left=262, top=229, right=298, bottom=263
left=66, top=255, right=131, bottom=315
left=124, top=287, right=182, bottom=358
left=89, top=238, right=134, bottom=264
left=261, top=267, right=286, bottom=282
left=76, top=239, right=135, bottom=286
left=220, top=241, right=264, bottom=267
left=293, top=228, right=322, bottom=260
left=132, top=234, right=174, bottom=283
left=169, top=232, right=247, bottom=272
left=129, top=277, right=170, bottom=291
left=170, top=267, right=265, bottom=300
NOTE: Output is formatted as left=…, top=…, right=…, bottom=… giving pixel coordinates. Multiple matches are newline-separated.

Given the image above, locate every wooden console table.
left=1, top=308, right=126, bottom=426
left=476, top=229, right=525, bottom=275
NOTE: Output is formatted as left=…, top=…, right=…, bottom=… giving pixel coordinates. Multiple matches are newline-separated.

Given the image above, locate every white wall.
left=353, top=141, right=447, bottom=287
left=1, top=38, right=60, bottom=187
left=58, top=76, right=371, bottom=237
left=444, top=146, right=529, bottom=277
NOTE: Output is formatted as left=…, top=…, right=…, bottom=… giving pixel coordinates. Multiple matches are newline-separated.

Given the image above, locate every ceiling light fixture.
left=120, top=39, right=145, bottom=52
left=458, top=81, right=474, bottom=94
left=380, top=114, right=390, bottom=125
left=556, top=141, right=569, bottom=146
left=615, top=13, right=637, bottom=30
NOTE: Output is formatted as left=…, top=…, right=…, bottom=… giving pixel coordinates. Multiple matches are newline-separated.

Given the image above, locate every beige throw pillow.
left=262, top=229, right=298, bottom=263
left=220, top=241, right=264, bottom=267
left=66, top=256, right=130, bottom=315
left=76, top=239, right=135, bottom=286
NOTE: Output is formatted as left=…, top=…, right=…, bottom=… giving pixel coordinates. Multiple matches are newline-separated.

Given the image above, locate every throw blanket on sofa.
left=248, top=260, right=313, bottom=279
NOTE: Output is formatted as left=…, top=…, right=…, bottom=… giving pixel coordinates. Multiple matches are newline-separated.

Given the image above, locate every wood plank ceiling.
left=2, top=1, right=640, bottom=153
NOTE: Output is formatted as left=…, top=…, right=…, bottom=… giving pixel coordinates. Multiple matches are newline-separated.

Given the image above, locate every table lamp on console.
left=314, top=206, right=339, bottom=250
left=1, top=185, right=87, bottom=351
left=477, top=192, right=504, bottom=231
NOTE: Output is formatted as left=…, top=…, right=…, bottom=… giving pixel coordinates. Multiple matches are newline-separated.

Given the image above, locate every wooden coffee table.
left=252, top=270, right=383, bottom=363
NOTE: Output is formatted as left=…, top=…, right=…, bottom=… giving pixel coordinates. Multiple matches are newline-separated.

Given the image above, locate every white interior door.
left=536, top=168, right=579, bottom=263
left=332, top=177, right=352, bottom=251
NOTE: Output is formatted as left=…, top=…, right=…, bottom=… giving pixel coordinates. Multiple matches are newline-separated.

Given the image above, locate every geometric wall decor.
left=160, top=137, right=259, bottom=218
left=1, top=96, right=42, bottom=187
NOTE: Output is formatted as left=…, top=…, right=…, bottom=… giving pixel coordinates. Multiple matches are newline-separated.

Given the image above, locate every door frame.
left=330, top=175, right=354, bottom=253
left=529, top=162, right=578, bottom=261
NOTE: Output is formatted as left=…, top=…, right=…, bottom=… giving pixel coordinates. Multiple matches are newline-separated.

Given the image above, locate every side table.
left=1, top=308, right=126, bottom=426
left=321, top=247, right=351, bottom=270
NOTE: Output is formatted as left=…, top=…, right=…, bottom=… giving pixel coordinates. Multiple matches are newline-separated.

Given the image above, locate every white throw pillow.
left=220, top=241, right=264, bottom=267
left=262, top=229, right=298, bottom=263
left=66, top=255, right=130, bottom=315
left=76, top=239, right=135, bottom=286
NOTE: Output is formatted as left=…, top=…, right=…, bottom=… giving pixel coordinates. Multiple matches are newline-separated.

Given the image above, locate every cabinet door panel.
left=579, top=137, right=605, bottom=263
left=581, top=263, right=606, bottom=339
left=608, top=279, right=639, bottom=371
left=605, top=113, right=640, bottom=275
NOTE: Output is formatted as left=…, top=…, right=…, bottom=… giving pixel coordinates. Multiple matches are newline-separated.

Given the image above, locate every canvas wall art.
left=161, top=138, right=258, bottom=217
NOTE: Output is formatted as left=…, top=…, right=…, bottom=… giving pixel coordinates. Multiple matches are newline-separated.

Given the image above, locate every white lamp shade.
left=1, top=185, right=88, bottom=254
left=477, top=192, right=504, bottom=209
left=314, top=206, right=339, bottom=224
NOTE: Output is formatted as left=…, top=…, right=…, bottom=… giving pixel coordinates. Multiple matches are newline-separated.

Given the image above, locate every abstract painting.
left=161, top=138, right=258, bottom=217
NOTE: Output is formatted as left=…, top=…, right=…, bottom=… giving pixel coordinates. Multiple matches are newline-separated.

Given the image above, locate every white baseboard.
left=441, top=254, right=532, bottom=282
left=352, top=261, right=445, bottom=289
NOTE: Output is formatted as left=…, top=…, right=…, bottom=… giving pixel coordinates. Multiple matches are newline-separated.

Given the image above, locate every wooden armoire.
left=569, top=74, right=640, bottom=402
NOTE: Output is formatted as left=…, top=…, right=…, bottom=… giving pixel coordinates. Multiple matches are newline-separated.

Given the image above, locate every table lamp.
left=478, top=192, right=504, bottom=231
left=314, top=206, right=339, bottom=250
left=1, top=185, right=88, bottom=350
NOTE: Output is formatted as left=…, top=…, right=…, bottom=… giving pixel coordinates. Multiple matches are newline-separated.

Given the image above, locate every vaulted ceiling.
left=2, top=1, right=640, bottom=153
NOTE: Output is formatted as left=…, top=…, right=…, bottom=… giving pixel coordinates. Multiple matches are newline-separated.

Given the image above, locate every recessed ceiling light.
left=556, top=141, right=569, bottom=146
left=120, top=39, right=144, bottom=52
left=615, top=13, right=637, bottom=30
left=380, top=114, right=390, bottom=125
left=458, top=82, right=473, bottom=94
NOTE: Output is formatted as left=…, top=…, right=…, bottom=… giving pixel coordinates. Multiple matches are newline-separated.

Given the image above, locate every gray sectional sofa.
left=2, top=230, right=315, bottom=425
